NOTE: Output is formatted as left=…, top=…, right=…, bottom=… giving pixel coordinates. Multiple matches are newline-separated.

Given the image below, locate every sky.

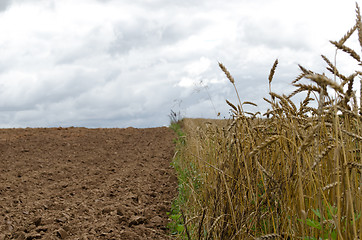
left=0, top=0, right=360, bottom=128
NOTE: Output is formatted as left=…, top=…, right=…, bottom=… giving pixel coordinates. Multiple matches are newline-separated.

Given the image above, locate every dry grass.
left=173, top=3, right=362, bottom=240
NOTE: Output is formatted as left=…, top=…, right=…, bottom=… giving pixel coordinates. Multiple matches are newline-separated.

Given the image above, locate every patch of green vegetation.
left=170, top=121, right=185, bottom=145
left=299, top=203, right=361, bottom=240
left=168, top=120, right=195, bottom=239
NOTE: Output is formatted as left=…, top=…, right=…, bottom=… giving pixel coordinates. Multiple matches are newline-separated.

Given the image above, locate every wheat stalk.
left=338, top=24, right=357, bottom=46
left=355, top=2, right=362, bottom=49
left=268, top=59, right=278, bottom=92
left=341, top=129, right=362, bottom=141
left=304, top=73, right=344, bottom=94
left=330, top=40, right=361, bottom=62
left=219, top=62, right=234, bottom=84
left=249, top=135, right=279, bottom=157
left=255, top=233, right=281, bottom=240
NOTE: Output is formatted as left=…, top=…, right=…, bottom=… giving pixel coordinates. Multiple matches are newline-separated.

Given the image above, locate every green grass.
left=168, top=120, right=192, bottom=239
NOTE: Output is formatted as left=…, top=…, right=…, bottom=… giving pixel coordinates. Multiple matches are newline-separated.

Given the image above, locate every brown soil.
left=0, top=127, right=178, bottom=240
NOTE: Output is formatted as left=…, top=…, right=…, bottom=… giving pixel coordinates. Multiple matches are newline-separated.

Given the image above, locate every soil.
left=0, top=127, right=178, bottom=240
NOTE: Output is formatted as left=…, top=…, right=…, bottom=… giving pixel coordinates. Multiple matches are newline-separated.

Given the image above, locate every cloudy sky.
left=0, top=0, right=360, bottom=128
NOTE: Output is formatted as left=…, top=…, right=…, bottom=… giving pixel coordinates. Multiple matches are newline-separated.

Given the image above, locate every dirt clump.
left=0, top=127, right=177, bottom=239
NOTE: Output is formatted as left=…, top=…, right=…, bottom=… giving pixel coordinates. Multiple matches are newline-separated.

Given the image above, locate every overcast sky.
left=0, top=0, right=360, bottom=128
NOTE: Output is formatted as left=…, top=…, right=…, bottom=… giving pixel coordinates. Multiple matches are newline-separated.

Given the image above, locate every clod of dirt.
left=56, top=217, right=67, bottom=223
left=120, top=230, right=140, bottom=239
left=25, top=232, right=42, bottom=239
left=116, top=206, right=125, bottom=216
left=33, top=217, right=42, bottom=227
left=56, top=228, right=68, bottom=239
left=35, top=226, right=48, bottom=233
left=150, top=216, right=163, bottom=226
left=117, top=216, right=128, bottom=224
left=15, top=232, right=26, bottom=240
left=128, top=215, right=147, bottom=227
left=101, top=207, right=113, bottom=214
left=126, top=193, right=139, bottom=204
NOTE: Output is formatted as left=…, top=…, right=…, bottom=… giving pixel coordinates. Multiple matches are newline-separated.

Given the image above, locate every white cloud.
left=178, top=77, right=195, bottom=88
left=0, top=0, right=359, bottom=127
left=185, top=57, right=211, bottom=76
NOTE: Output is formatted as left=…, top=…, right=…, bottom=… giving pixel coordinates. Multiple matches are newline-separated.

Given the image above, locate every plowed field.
left=0, top=127, right=177, bottom=240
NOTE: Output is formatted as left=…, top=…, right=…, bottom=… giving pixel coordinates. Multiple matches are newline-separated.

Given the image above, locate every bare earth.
left=0, top=127, right=177, bottom=240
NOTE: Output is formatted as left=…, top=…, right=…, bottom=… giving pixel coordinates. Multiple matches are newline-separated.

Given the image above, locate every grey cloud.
left=0, top=0, right=11, bottom=12
left=2, top=0, right=55, bottom=11
left=0, top=66, right=110, bottom=113
left=240, top=19, right=312, bottom=51
left=109, top=16, right=209, bottom=55
left=54, top=27, right=110, bottom=65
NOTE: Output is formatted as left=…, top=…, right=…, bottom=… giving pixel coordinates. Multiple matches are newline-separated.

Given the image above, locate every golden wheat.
left=173, top=3, right=362, bottom=239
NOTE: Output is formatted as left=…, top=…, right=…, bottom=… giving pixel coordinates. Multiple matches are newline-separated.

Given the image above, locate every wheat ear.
left=355, top=3, right=362, bottom=49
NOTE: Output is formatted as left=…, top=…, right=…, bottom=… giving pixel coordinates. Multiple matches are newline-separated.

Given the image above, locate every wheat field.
left=170, top=3, right=362, bottom=240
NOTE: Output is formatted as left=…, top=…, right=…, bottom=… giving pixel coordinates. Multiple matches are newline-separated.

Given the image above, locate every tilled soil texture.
left=0, top=127, right=178, bottom=240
